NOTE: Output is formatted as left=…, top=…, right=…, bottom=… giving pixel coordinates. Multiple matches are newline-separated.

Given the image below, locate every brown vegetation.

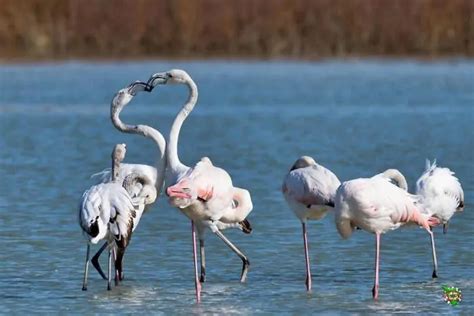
left=0, top=0, right=472, bottom=60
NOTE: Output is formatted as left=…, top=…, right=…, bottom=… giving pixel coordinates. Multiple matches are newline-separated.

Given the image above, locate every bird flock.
left=78, top=69, right=465, bottom=302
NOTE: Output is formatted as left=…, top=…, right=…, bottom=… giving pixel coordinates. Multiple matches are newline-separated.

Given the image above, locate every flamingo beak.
left=126, top=81, right=151, bottom=95
left=147, top=72, right=170, bottom=87
left=167, top=186, right=192, bottom=199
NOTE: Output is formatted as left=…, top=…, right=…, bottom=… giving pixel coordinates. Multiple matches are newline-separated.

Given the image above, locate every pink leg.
left=192, top=221, right=202, bottom=303
left=372, top=233, right=380, bottom=300
left=302, top=222, right=312, bottom=291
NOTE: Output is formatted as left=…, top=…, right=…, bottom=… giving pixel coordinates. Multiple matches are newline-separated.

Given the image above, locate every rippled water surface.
left=1, top=60, right=473, bottom=314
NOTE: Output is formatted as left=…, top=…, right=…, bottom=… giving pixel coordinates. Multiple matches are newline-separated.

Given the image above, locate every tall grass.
left=0, top=0, right=472, bottom=60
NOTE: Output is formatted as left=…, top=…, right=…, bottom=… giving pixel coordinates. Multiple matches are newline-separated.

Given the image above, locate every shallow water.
left=0, top=60, right=473, bottom=314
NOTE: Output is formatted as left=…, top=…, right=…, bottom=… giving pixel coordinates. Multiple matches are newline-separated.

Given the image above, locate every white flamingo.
left=148, top=69, right=253, bottom=303
left=416, top=159, right=464, bottom=278
left=334, top=169, right=440, bottom=299
left=88, top=81, right=167, bottom=278
left=281, top=156, right=341, bottom=291
left=79, top=144, right=138, bottom=290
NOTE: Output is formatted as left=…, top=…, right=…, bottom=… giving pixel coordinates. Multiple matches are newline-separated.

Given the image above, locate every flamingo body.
left=148, top=69, right=252, bottom=302
left=416, top=160, right=464, bottom=225
left=334, top=170, right=439, bottom=299
left=335, top=176, right=433, bottom=238
left=282, top=156, right=340, bottom=292
left=283, top=159, right=340, bottom=222
left=79, top=182, right=137, bottom=246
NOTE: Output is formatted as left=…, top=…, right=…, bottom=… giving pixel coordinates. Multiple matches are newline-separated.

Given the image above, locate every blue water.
left=0, top=60, right=473, bottom=314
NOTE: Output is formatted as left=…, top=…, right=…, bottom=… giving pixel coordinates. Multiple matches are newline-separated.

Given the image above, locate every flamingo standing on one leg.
left=79, top=144, right=137, bottom=290
left=281, top=156, right=340, bottom=291
left=334, top=169, right=439, bottom=299
left=88, top=81, right=167, bottom=280
left=416, top=159, right=464, bottom=278
left=147, top=69, right=253, bottom=303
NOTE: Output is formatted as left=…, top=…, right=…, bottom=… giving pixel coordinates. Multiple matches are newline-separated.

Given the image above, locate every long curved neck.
left=382, top=169, right=408, bottom=191
left=110, top=100, right=167, bottom=194
left=136, top=125, right=166, bottom=194
left=112, top=157, right=120, bottom=182
left=168, top=78, right=198, bottom=173
left=220, top=188, right=253, bottom=222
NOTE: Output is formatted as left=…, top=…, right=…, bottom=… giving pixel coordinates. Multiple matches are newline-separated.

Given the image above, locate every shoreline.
left=0, top=54, right=473, bottom=65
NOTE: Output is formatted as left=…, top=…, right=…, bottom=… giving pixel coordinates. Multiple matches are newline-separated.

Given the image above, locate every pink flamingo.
left=334, top=169, right=439, bottom=299
left=282, top=156, right=340, bottom=291
left=148, top=69, right=253, bottom=303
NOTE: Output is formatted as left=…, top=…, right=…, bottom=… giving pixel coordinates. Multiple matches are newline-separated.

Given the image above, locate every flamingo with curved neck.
left=87, top=81, right=167, bottom=282
left=110, top=81, right=167, bottom=195
left=148, top=69, right=253, bottom=303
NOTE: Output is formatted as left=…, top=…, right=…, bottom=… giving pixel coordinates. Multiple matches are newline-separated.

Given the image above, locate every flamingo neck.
left=111, top=158, right=120, bottom=182
left=136, top=124, right=167, bottom=195
left=381, top=169, right=408, bottom=191
left=229, top=188, right=253, bottom=221
left=110, top=99, right=167, bottom=195
left=167, top=78, right=198, bottom=174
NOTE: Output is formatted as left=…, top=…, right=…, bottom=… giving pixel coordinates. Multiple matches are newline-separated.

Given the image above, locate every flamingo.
left=88, top=80, right=167, bottom=279
left=334, top=169, right=440, bottom=299
left=281, top=156, right=341, bottom=291
left=147, top=69, right=253, bottom=303
left=416, top=159, right=464, bottom=278
left=79, top=144, right=138, bottom=290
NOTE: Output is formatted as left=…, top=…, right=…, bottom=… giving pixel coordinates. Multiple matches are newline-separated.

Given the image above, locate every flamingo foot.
left=195, top=277, right=202, bottom=303
left=115, top=270, right=121, bottom=286
left=305, top=275, right=312, bottom=292
left=432, top=270, right=438, bottom=278
left=372, top=285, right=379, bottom=300
left=240, top=258, right=250, bottom=283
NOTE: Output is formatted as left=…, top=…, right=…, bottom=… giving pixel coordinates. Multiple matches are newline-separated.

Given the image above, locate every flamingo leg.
left=199, top=239, right=206, bottom=282
left=302, top=222, right=312, bottom=292
left=82, top=244, right=90, bottom=291
left=443, top=221, right=449, bottom=234
left=372, top=233, right=380, bottom=300
left=213, top=229, right=250, bottom=283
left=91, top=242, right=108, bottom=280
left=107, top=245, right=113, bottom=291
left=192, top=221, right=202, bottom=303
left=429, top=228, right=439, bottom=278
left=115, top=245, right=126, bottom=285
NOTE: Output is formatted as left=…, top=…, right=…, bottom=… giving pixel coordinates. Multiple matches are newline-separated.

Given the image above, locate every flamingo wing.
left=91, top=163, right=158, bottom=207
left=283, top=165, right=340, bottom=207
left=106, top=183, right=139, bottom=248
left=416, top=160, right=464, bottom=222
left=335, top=177, right=434, bottom=239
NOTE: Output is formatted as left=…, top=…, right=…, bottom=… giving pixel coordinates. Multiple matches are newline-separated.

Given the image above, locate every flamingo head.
left=166, top=179, right=197, bottom=208
left=141, top=185, right=158, bottom=205
left=290, top=156, right=316, bottom=171
left=111, top=88, right=134, bottom=111
left=147, top=69, right=192, bottom=87
left=80, top=214, right=108, bottom=244
left=112, top=143, right=127, bottom=163
left=111, top=81, right=151, bottom=122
